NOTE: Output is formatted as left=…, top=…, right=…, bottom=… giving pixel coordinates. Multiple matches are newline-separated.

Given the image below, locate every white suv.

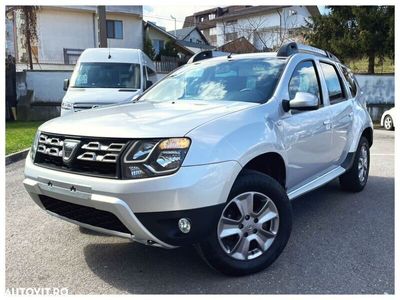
left=24, top=43, right=373, bottom=276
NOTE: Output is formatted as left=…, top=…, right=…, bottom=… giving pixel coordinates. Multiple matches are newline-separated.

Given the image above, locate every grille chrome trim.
left=35, top=132, right=128, bottom=178
left=77, top=152, right=118, bottom=163
left=81, top=142, right=125, bottom=152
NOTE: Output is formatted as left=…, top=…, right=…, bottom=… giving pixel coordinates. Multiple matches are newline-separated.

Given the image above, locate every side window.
left=320, top=62, right=346, bottom=104
left=289, top=61, right=321, bottom=103
left=341, top=66, right=357, bottom=98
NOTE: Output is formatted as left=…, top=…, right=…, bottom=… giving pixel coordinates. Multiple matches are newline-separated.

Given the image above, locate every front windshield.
left=70, top=62, right=141, bottom=89
left=141, top=57, right=286, bottom=103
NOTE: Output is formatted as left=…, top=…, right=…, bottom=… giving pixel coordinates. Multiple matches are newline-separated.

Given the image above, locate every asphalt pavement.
left=5, top=128, right=394, bottom=294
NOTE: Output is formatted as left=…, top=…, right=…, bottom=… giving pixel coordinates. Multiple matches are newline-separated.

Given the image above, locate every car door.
left=280, top=60, right=334, bottom=189
left=319, top=61, right=354, bottom=164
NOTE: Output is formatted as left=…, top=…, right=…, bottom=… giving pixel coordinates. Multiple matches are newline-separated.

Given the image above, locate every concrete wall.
left=16, top=70, right=72, bottom=121
left=355, top=74, right=395, bottom=122
left=25, top=71, right=71, bottom=103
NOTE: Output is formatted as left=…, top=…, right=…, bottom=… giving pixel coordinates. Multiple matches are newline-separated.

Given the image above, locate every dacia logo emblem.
left=62, top=139, right=80, bottom=164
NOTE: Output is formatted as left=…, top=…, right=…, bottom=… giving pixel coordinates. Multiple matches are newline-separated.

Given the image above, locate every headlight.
left=30, top=130, right=40, bottom=161
left=122, top=138, right=191, bottom=179
left=61, top=101, right=73, bottom=110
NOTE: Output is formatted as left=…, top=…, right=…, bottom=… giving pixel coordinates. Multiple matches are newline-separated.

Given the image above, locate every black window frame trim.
left=288, top=59, right=323, bottom=108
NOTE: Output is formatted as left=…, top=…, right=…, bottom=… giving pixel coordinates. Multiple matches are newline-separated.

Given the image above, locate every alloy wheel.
left=217, top=192, right=279, bottom=260
left=358, top=144, right=368, bottom=183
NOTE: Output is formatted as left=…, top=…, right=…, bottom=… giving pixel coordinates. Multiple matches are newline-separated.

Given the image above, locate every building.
left=217, top=37, right=258, bottom=54
left=144, top=21, right=214, bottom=72
left=183, top=5, right=320, bottom=51
left=10, top=6, right=143, bottom=70
left=167, top=26, right=211, bottom=54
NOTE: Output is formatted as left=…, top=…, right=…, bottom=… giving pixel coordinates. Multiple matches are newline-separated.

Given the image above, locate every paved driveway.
left=5, top=129, right=394, bottom=294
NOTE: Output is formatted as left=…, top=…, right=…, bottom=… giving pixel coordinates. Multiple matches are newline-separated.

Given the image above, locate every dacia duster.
left=24, top=43, right=373, bottom=276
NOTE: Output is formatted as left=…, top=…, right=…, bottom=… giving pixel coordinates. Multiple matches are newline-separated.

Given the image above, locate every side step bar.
left=287, top=166, right=346, bottom=200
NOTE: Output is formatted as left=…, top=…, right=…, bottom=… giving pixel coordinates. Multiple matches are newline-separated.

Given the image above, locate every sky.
left=143, top=5, right=329, bottom=32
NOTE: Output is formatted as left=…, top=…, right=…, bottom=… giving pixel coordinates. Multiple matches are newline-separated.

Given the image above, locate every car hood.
left=41, top=100, right=257, bottom=138
left=63, top=88, right=141, bottom=105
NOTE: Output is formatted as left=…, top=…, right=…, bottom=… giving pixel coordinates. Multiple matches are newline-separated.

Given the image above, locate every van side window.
left=320, top=62, right=346, bottom=104
left=289, top=61, right=321, bottom=103
left=341, top=66, right=358, bottom=98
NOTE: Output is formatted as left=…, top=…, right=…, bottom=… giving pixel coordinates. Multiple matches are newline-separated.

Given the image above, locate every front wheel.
left=197, top=170, right=292, bottom=276
left=339, top=136, right=370, bottom=192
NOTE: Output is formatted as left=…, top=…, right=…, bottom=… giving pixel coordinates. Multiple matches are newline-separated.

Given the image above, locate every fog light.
left=178, top=218, right=191, bottom=234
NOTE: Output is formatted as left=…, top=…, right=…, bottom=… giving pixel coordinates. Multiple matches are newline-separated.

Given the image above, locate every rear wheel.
left=197, top=170, right=292, bottom=276
left=339, top=136, right=370, bottom=192
left=384, top=115, right=394, bottom=130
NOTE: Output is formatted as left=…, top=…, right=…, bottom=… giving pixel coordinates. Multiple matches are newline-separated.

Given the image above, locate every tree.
left=6, top=6, right=39, bottom=70
left=143, top=34, right=156, bottom=60
left=305, top=6, right=394, bottom=74
left=158, top=40, right=178, bottom=59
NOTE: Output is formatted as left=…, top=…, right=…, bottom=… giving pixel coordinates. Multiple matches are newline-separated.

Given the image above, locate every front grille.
left=73, top=103, right=113, bottom=112
left=39, top=195, right=131, bottom=234
left=35, top=132, right=129, bottom=178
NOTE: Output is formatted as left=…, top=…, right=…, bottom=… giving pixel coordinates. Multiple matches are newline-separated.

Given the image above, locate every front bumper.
left=24, top=155, right=241, bottom=248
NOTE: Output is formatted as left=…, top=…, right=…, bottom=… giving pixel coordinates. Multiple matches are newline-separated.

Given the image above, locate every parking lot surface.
left=6, top=129, right=394, bottom=294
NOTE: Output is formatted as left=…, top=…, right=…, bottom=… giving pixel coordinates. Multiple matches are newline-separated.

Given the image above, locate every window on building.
left=106, top=20, right=123, bottom=39
left=320, top=62, right=346, bottom=104
left=209, top=13, right=215, bottom=20
left=152, top=39, right=165, bottom=54
left=225, top=32, right=238, bottom=42
left=209, top=27, right=217, bottom=36
left=226, top=19, right=237, bottom=26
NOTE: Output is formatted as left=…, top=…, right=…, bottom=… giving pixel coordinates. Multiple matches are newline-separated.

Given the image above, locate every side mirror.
left=63, top=79, right=69, bottom=91
left=282, top=92, right=319, bottom=112
left=145, top=80, right=153, bottom=90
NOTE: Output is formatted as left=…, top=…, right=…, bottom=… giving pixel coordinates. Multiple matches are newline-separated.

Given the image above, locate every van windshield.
left=141, top=57, right=286, bottom=104
left=70, top=62, right=141, bottom=89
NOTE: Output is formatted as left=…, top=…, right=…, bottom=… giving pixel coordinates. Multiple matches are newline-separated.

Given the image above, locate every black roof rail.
left=277, top=42, right=340, bottom=63
left=187, top=50, right=231, bottom=63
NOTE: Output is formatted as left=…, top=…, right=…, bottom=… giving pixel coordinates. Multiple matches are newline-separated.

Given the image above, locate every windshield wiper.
left=118, top=88, right=139, bottom=92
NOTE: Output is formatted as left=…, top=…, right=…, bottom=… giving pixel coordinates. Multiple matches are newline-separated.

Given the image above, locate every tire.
left=384, top=115, right=394, bottom=130
left=339, top=136, right=370, bottom=192
left=197, top=170, right=292, bottom=276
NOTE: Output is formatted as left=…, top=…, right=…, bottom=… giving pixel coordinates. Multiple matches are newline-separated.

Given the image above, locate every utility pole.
left=171, top=15, right=177, bottom=37
left=97, top=6, right=107, bottom=48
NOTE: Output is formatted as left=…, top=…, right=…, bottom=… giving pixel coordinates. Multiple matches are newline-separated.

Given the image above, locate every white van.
left=61, top=48, right=157, bottom=115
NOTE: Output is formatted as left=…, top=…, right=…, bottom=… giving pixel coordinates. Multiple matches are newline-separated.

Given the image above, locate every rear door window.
left=341, top=66, right=358, bottom=98
left=320, top=62, right=346, bottom=104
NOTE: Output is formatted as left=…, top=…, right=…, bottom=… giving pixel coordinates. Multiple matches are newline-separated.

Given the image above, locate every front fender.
left=183, top=103, right=287, bottom=168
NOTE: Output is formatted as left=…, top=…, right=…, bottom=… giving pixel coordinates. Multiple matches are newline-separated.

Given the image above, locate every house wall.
left=183, top=30, right=206, bottom=44
left=36, top=8, right=96, bottom=63
left=215, top=6, right=312, bottom=49
left=16, top=6, right=143, bottom=65
left=94, top=11, right=143, bottom=50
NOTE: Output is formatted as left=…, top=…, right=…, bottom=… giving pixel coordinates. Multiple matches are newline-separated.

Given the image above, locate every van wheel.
left=339, top=136, right=370, bottom=192
left=197, top=170, right=292, bottom=276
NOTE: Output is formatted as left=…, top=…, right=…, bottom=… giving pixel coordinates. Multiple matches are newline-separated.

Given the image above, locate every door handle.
left=323, top=120, right=331, bottom=125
